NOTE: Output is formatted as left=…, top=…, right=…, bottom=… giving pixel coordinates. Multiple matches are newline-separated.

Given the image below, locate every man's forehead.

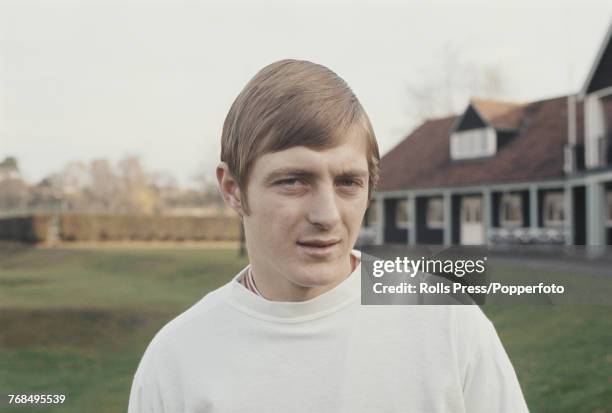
left=255, top=144, right=368, bottom=177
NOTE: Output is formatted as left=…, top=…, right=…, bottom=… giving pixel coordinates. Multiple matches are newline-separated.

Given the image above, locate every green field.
left=0, top=243, right=610, bottom=413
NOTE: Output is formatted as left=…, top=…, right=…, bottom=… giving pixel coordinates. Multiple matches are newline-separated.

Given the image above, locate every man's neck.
left=247, top=253, right=358, bottom=302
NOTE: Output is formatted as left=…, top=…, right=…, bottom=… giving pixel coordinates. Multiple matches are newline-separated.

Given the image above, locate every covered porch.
left=365, top=174, right=612, bottom=246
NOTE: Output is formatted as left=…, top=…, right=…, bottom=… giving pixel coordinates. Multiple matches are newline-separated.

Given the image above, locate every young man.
left=128, top=59, right=529, bottom=412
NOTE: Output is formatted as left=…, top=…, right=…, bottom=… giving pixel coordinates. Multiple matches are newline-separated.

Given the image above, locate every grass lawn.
left=0, top=243, right=610, bottom=412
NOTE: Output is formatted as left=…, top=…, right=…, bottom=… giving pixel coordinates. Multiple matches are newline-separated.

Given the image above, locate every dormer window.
left=450, top=127, right=497, bottom=160
left=449, top=99, right=522, bottom=161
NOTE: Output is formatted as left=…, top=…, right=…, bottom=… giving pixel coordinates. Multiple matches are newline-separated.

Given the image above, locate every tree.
left=404, top=45, right=510, bottom=126
left=0, top=177, right=28, bottom=210
left=60, top=161, right=90, bottom=194
left=87, top=158, right=120, bottom=212
left=117, top=156, right=158, bottom=214
left=0, top=156, right=21, bottom=181
left=192, top=164, right=225, bottom=209
left=0, top=156, right=28, bottom=211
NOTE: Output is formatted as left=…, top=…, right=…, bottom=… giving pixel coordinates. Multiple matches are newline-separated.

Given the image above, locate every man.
left=128, top=59, right=529, bottom=412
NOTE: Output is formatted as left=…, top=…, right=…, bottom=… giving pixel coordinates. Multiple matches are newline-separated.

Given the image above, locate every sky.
left=1, top=0, right=611, bottom=187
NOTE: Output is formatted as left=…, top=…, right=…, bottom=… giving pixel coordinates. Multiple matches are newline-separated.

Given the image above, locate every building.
left=366, top=21, right=612, bottom=246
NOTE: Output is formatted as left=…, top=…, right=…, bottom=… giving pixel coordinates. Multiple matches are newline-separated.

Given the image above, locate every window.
left=499, top=193, right=522, bottom=227
left=461, top=198, right=482, bottom=223
left=481, top=132, right=488, bottom=152
left=543, top=192, right=565, bottom=227
left=395, top=199, right=411, bottom=229
left=450, top=127, right=497, bottom=160
left=426, top=197, right=444, bottom=229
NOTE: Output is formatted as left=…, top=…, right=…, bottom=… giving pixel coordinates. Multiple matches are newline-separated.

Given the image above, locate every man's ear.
left=216, top=162, right=244, bottom=216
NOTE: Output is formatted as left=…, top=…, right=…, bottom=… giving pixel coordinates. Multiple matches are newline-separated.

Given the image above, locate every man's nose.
left=306, top=185, right=342, bottom=230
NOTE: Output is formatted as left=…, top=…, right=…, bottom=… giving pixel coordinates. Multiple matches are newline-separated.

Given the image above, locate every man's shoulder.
left=147, top=280, right=234, bottom=351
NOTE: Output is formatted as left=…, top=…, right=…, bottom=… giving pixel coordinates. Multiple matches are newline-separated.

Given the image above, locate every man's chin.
left=289, top=261, right=351, bottom=287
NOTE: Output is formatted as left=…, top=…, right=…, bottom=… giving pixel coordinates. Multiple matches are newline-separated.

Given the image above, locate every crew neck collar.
left=225, top=250, right=361, bottom=323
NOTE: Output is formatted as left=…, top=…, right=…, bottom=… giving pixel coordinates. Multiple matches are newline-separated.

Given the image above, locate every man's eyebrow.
left=264, top=167, right=368, bottom=182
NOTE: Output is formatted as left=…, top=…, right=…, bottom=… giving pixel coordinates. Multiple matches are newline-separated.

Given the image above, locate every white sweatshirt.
left=128, top=250, right=529, bottom=413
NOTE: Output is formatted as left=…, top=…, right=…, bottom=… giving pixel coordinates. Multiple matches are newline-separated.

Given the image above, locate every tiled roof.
left=470, top=98, right=526, bottom=130
left=377, top=96, right=584, bottom=192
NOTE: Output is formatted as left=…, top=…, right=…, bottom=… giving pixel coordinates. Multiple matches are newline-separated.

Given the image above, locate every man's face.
left=243, top=134, right=369, bottom=300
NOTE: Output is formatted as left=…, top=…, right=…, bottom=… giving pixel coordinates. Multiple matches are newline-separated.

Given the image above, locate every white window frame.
left=543, top=192, right=565, bottom=227
left=450, top=127, right=497, bottom=160
left=426, top=197, right=444, bottom=229
left=499, top=193, right=523, bottom=227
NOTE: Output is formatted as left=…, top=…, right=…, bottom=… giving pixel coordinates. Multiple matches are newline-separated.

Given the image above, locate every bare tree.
left=60, top=161, right=90, bottom=194
left=117, top=156, right=158, bottom=214
left=192, top=163, right=225, bottom=209
left=149, top=170, right=179, bottom=214
left=0, top=156, right=21, bottom=181
left=87, top=158, right=120, bottom=212
left=0, top=156, right=28, bottom=213
left=405, top=45, right=510, bottom=125
left=5, top=154, right=227, bottom=216
left=0, top=176, right=28, bottom=211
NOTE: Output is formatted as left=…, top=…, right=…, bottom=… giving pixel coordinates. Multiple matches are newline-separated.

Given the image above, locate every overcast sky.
left=1, top=0, right=611, bottom=187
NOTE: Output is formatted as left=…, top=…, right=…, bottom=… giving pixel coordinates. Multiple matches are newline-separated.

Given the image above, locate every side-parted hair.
left=220, top=59, right=380, bottom=215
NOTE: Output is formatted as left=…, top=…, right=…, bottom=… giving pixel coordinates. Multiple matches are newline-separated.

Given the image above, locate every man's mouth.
left=296, top=239, right=341, bottom=248
left=296, top=239, right=341, bottom=257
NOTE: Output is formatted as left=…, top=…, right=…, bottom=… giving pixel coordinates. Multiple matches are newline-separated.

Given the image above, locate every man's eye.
left=339, top=179, right=362, bottom=187
left=276, top=178, right=304, bottom=186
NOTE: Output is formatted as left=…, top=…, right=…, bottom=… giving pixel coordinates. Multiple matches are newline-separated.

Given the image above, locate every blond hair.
left=220, top=59, right=380, bottom=215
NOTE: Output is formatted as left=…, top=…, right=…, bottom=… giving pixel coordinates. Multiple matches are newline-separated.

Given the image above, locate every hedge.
left=0, top=214, right=241, bottom=243
left=0, top=215, right=52, bottom=243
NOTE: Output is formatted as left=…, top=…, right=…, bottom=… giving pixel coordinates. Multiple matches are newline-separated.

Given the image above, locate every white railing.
left=488, top=227, right=568, bottom=245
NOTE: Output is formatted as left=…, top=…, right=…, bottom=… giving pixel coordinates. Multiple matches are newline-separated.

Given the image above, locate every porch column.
left=564, top=184, right=574, bottom=245
left=482, top=188, right=492, bottom=245
left=586, top=181, right=605, bottom=245
left=529, top=185, right=538, bottom=229
left=443, top=191, right=452, bottom=245
left=408, top=194, right=417, bottom=245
